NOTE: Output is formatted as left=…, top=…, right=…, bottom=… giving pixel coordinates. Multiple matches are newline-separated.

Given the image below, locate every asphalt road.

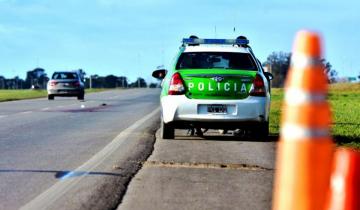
left=0, top=88, right=161, bottom=210
left=119, top=129, right=276, bottom=210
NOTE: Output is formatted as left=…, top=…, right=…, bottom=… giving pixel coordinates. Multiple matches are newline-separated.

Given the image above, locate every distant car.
left=152, top=36, right=273, bottom=139
left=47, top=71, right=85, bottom=100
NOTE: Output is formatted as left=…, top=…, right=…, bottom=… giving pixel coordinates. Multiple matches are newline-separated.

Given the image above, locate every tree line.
left=0, top=68, right=153, bottom=89
left=263, top=52, right=339, bottom=87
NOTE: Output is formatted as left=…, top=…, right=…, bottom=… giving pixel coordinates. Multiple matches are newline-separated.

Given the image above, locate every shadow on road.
left=0, top=169, right=122, bottom=179
left=172, top=132, right=279, bottom=142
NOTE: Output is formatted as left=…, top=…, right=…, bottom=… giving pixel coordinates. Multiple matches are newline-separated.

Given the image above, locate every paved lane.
left=0, top=89, right=160, bottom=210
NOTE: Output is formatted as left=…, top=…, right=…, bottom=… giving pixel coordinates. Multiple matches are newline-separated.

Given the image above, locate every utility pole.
left=89, top=76, right=92, bottom=89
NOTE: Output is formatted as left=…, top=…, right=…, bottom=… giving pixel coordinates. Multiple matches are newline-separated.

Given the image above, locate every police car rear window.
left=176, top=52, right=257, bottom=71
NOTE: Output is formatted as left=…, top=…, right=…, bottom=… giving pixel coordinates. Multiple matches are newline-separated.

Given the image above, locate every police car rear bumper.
left=161, top=95, right=270, bottom=124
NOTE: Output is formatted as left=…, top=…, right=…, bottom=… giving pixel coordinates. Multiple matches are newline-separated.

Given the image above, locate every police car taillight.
left=168, top=73, right=185, bottom=95
left=249, top=74, right=266, bottom=97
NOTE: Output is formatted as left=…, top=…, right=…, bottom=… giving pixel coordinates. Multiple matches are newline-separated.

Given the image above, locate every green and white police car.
left=152, top=36, right=273, bottom=139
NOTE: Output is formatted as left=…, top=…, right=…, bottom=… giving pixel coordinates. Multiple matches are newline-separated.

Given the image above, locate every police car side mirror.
left=152, top=69, right=167, bottom=79
left=264, top=72, right=274, bottom=81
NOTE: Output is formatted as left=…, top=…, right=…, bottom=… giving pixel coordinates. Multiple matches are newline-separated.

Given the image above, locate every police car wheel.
left=254, top=122, right=269, bottom=139
left=48, top=95, right=54, bottom=100
left=161, top=120, right=174, bottom=139
left=77, top=95, right=84, bottom=100
left=77, top=92, right=85, bottom=100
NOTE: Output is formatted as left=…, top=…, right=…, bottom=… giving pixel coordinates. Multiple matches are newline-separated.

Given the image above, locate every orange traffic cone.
left=272, top=30, right=334, bottom=210
left=325, top=148, right=360, bottom=210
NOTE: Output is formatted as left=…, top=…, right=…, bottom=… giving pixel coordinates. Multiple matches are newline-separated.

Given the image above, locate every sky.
left=0, top=0, right=359, bottom=83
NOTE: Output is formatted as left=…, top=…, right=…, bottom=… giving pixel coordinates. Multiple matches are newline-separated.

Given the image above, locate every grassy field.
left=270, top=83, right=360, bottom=149
left=0, top=88, right=108, bottom=102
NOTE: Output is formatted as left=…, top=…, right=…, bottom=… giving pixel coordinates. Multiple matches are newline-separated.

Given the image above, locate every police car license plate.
left=207, top=104, right=227, bottom=113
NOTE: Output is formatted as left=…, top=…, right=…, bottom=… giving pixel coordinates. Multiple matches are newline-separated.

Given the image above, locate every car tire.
left=161, top=118, right=174, bottom=139
left=77, top=91, right=85, bottom=100
left=48, top=95, right=54, bottom=100
left=255, top=122, right=269, bottom=139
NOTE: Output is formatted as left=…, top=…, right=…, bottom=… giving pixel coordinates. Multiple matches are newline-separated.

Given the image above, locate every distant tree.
left=130, top=77, right=147, bottom=88
left=0, top=76, right=5, bottom=89
left=149, top=83, right=158, bottom=88
left=263, top=52, right=291, bottom=87
left=3, top=76, right=25, bottom=89
left=104, top=75, right=129, bottom=88
left=85, top=74, right=128, bottom=88
left=13, top=76, right=23, bottom=89
left=25, top=68, right=48, bottom=89
left=118, top=76, right=128, bottom=88
left=321, top=59, right=338, bottom=83
left=104, top=75, right=118, bottom=88
left=38, top=73, right=49, bottom=89
left=90, top=75, right=105, bottom=88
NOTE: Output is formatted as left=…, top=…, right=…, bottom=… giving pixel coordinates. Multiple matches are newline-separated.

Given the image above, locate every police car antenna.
left=214, top=25, right=217, bottom=38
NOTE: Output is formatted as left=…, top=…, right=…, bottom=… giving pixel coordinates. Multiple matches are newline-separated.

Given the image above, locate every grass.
left=270, top=83, right=360, bottom=149
left=0, top=88, right=109, bottom=102
left=0, top=89, right=47, bottom=102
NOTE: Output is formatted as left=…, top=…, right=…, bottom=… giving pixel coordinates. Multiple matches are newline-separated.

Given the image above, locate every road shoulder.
left=118, top=130, right=276, bottom=210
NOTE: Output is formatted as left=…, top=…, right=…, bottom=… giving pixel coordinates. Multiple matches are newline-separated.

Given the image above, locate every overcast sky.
left=0, top=0, right=359, bottom=82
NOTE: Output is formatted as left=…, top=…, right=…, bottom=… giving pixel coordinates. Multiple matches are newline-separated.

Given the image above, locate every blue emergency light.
left=182, top=38, right=249, bottom=45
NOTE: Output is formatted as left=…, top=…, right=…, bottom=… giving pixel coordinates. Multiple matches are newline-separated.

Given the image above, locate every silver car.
left=47, top=71, right=85, bottom=100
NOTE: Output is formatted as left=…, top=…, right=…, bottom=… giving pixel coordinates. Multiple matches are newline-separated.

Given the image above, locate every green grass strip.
left=270, top=83, right=360, bottom=149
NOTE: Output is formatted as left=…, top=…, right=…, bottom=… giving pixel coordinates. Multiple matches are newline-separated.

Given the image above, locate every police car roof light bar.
left=182, top=38, right=249, bottom=45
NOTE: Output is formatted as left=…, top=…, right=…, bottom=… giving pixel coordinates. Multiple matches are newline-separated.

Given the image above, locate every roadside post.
left=272, top=30, right=334, bottom=210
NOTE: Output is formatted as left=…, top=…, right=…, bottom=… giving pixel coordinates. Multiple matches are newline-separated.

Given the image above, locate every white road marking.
left=55, top=103, right=79, bottom=109
left=0, top=115, right=7, bottom=119
left=21, top=107, right=160, bottom=210
left=18, top=111, right=32, bottom=115
left=41, top=107, right=50, bottom=111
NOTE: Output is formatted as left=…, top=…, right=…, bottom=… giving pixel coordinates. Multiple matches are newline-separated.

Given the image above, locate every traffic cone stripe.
left=291, top=53, right=323, bottom=69
left=281, top=123, right=330, bottom=140
left=285, top=88, right=326, bottom=105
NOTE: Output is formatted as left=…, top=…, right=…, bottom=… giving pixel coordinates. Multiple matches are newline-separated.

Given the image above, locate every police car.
left=152, top=36, right=273, bottom=139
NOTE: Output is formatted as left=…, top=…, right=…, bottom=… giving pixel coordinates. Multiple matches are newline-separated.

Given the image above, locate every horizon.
left=1, top=0, right=359, bottom=83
